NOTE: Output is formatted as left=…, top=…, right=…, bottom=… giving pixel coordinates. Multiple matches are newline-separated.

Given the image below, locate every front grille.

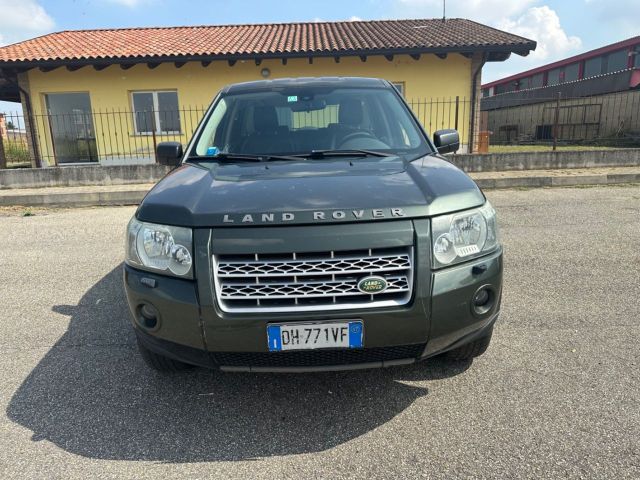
left=213, top=247, right=414, bottom=313
left=212, top=344, right=425, bottom=368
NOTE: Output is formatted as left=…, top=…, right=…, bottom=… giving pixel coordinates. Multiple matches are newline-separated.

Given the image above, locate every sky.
left=0, top=0, right=639, bottom=112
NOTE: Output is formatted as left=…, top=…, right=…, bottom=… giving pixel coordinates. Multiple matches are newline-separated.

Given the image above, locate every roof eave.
left=0, top=43, right=536, bottom=71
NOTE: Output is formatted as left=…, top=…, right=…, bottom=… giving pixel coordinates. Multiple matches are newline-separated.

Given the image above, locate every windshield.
left=191, top=86, right=430, bottom=158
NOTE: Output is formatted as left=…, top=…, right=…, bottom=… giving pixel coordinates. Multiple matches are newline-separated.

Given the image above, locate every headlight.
left=125, top=218, right=193, bottom=278
left=431, top=201, right=500, bottom=268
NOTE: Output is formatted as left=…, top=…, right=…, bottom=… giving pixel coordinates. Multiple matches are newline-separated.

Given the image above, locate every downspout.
left=7, top=75, right=42, bottom=168
left=469, top=53, right=487, bottom=154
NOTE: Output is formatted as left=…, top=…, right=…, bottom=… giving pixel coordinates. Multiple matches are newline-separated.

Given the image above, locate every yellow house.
left=0, top=18, right=534, bottom=167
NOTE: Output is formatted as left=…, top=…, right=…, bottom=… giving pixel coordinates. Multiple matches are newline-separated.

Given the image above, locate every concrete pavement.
left=0, top=183, right=154, bottom=207
left=0, top=185, right=639, bottom=479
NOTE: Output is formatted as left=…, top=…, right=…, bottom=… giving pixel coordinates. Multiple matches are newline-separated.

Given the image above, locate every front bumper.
left=124, top=246, right=503, bottom=372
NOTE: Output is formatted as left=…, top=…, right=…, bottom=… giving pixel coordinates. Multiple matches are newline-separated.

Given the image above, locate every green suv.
left=124, top=77, right=502, bottom=373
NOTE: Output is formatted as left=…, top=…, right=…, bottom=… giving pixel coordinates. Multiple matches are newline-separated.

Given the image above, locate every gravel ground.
left=0, top=186, right=638, bottom=479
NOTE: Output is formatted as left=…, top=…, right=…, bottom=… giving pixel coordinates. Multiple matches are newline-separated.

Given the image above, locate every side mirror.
left=433, top=129, right=460, bottom=154
left=156, top=142, right=183, bottom=167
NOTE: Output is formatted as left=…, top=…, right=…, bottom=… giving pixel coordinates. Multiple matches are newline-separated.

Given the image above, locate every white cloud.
left=395, top=0, right=581, bottom=59
left=397, top=0, right=536, bottom=24
left=497, top=6, right=581, bottom=61
left=0, top=0, right=54, bottom=46
left=314, top=16, right=362, bottom=23
left=106, top=0, right=144, bottom=7
left=483, top=6, right=582, bottom=82
left=394, top=1, right=582, bottom=82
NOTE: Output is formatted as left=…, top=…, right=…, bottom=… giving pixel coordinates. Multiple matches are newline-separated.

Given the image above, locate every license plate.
left=267, top=321, right=363, bottom=352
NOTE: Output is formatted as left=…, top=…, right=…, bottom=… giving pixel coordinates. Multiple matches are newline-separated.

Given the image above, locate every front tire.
left=136, top=339, right=193, bottom=373
left=445, top=328, right=493, bottom=361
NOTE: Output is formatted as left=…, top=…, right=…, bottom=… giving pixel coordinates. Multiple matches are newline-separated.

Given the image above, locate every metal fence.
left=0, top=99, right=475, bottom=167
left=7, top=91, right=639, bottom=168
left=0, top=107, right=210, bottom=168
left=481, top=90, right=640, bottom=148
left=409, top=96, right=472, bottom=151
left=0, top=112, right=31, bottom=168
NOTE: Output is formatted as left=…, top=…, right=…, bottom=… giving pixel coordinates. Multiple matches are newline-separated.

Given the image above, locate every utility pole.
left=443, top=0, right=446, bottom=21
left=552, top=91, right=561, bottom=151
left=0, top=114, right=5, bottom=169
left=0, top=133, right=6, bottom=169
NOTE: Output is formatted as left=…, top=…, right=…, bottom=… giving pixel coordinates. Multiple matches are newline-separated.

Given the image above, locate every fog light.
left=472, top=287, right=494, bottom=315
left=138, top=303, right=159, bottom=330
left=473, top=289, right=490, bottom=307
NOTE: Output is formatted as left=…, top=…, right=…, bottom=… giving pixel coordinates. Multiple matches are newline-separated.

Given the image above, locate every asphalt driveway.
left=0, top=186, right=638, bottom=479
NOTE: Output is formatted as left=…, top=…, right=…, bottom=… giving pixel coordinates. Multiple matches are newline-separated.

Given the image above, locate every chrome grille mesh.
left=220, top=275, right=410, bottom=299
left=213, top=247, right=414, bottom=313
left=217, top=253, right=411, bottom=277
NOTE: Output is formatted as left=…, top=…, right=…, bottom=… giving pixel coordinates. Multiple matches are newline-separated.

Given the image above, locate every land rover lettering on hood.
left=124, top=77, right=503, bottom=373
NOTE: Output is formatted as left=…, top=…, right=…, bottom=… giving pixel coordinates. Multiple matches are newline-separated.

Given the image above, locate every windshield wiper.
left=294, top=149, right=394, bottom=159
left=187, top=152, right=302, bottom=163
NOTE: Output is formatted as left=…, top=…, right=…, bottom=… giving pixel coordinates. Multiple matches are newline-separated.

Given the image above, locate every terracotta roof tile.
left=0, top=18, right=535, bottom=65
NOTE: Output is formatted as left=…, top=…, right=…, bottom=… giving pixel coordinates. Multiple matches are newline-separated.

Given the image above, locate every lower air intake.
left=212, top=344, right=426, bottom=368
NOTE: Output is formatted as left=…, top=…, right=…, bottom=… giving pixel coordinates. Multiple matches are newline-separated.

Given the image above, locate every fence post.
left=150, top=110, right=158, bottom=163
left=0, top=132, right=6, bottom=169
left=454, top=96, right=459, bottom=131
left=552, top=91, right=561, bottom=151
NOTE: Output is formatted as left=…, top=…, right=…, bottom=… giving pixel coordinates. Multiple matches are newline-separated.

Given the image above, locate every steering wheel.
left=337, top=131, right=377, bottom=148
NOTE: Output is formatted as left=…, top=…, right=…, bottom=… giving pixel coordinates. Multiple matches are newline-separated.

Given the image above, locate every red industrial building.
left=479, top=36, right=640, bottom=147
left=482, top=36, right=640, bottom=97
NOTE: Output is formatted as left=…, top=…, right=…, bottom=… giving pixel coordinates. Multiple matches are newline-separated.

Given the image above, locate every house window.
left=584, top=57, right=602, bottom=78
left=530, top=73, right=544, bottom=88
left=604, top=49, right=628, bottom=73
left=391, top=82, right=405, bottom=96
left=495, top=82, right=516, bottom=94
left=564, top=63, right=580, bottom=82
left=131, top=91, right=180, bottom=134
left=547, top=68, right=562, bottom=86
left=634, top=45, right=640, bottom=68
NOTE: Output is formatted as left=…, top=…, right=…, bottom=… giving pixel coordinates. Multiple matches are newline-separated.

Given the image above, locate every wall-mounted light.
left=261, top=67, right=271, bottom=78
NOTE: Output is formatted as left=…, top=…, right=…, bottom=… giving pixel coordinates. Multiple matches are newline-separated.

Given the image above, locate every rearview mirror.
left=290, top=99, right=327, bottom=112
left=156, top=142, right=183, bottom=167
left=433, top=129, right=460, bottom=154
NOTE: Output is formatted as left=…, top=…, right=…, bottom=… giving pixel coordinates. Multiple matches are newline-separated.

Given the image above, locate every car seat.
left=328, top=98, right=366, bottom=148
left=241, top=106, right=293, bottom=154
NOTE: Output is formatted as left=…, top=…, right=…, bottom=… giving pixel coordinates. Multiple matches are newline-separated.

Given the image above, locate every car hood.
left=136, top=155, right=485, bottom=227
